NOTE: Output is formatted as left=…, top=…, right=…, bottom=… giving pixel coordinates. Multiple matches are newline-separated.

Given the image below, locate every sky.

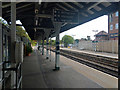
left=59, top=15, right=108, bottom=40
left=16, top=15, right=108, bottom=40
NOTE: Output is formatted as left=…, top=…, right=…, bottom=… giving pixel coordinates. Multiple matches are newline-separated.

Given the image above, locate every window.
left=109, top=14, right=113, bottom=22
left=115, top=23, right=118, bottom=29
left=110, top=25, right=113, bottom=30
left=115, top=11, right=118, bottom=17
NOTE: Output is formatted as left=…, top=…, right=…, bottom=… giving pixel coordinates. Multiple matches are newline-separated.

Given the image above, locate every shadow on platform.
left=22, top=50, right=103, bottom=88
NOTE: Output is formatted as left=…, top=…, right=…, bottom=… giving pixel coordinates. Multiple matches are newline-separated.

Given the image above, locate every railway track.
left=49, top=48, right=118, bottom=77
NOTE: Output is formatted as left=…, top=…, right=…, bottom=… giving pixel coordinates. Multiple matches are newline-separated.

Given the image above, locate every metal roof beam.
left=56, top=4, right=69, bottom=11
left=3, top=6, right=34, bottom=20
left=3, top=3, right=34, bottom=14
left=88, top=2, right=101, bottom=10
left=73, top=2, right=84, bottom=8
left=36, top=14, right=52, bottom=18
left=57, top=3, right=73, bottom=11
left=2, top=2, right=20, bottom=8
left=78, top=2, right=99, bottom=17
left=62, top=2, right=78, bottom=11
left=36, top=27, right=53, bottom=30
left=17, top=6, right=34, bottom=15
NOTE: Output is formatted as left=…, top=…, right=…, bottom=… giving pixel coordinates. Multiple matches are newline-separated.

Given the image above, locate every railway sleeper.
left=60, top=52, right=118, bottom=77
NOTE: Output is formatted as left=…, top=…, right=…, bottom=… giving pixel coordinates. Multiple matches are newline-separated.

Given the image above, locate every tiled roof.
left=95, top=31, right=108, bottom=36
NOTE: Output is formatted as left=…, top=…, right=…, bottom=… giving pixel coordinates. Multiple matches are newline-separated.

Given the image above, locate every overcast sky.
left=59, top=15, right=108, bottom=40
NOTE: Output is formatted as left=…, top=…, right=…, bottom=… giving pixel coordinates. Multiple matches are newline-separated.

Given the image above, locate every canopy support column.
left=55, top=34, right=60, bottom=70
left=46, top=38, right=49, bottom=59
left=10, top=2, right=16, bottom=62
left=11, top=2, right=16, bottom=88
left=39, top=41, right=42, bottom=53
left=50, top=37, right=52, bottom=61
left=53, top=22, right=62, bottom=71
left=42, top=39, right=44, bottom=55
left=0, top=2, right=2, bottom=89
left=40, top=41, right=42, bottom=53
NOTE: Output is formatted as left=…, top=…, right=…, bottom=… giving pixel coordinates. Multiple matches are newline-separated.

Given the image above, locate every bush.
left=26, top=45, right=33, bottom=56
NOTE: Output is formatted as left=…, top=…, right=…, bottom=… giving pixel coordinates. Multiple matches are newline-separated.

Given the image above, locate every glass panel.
left=115, top=23, right=118, bottom=29
left=115, top=11, right=118, bottom=17
left=110, top=25, right=113, bottom=30
left=109, top=14, right=113, bottom=23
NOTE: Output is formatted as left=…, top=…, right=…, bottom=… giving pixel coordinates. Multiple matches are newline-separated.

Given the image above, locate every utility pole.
left=72, top=35, right=76, bottom=48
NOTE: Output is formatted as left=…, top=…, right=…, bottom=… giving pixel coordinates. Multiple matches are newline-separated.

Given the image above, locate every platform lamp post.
left=92, top=30, right=98, bottom=52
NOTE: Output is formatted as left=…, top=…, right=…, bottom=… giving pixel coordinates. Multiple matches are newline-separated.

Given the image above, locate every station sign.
left=53, top=9, right=79, bottom=24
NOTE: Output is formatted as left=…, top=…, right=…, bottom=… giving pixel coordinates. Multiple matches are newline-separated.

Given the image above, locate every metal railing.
left=2, top=61, right=22, bottom=90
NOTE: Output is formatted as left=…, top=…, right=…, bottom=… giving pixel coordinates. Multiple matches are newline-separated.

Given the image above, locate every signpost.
left=53, top=9, right=79, bottom=24
left=53, top=9, right=79, bottom=71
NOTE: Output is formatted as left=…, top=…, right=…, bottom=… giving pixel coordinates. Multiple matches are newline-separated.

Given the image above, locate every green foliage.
left=26, top=45, right=33, bottom=55
left=44, top=40, right=55, bottom=45
left=16, top=26, right=31, bottom=41
left=62, top=35, right=74, bottom=47
left=37, top=40, right=56, bottom=46
left=60, top=40, right=62, bottom=44
left=44, top=40, right=47, bottom=45
left=51, top=40, right=56, bottom=46
left=31, top=40, right=37, bottom=46
left=0, top=18, right=31, bottom=42
left=0, top=18, right=9, bottom=27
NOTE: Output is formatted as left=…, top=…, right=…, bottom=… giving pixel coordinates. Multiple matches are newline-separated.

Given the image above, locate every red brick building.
left=108, top=11, right=118, bottom=40
left=95, top=31, right=109, bottom=41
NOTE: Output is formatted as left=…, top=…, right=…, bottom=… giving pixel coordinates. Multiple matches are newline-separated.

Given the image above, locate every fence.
left=78, top=41, right=94, bottom=51
left=76, top=40, right=118, bottom=53
left=96, top=40, right=118, bottom=53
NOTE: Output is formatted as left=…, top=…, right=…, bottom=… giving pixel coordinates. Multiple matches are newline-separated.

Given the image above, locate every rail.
left=46, top=47, right=118, bottom=77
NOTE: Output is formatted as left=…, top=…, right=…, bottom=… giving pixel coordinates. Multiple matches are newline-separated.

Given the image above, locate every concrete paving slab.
left=22, top=50, right=47, bottom=88
left=38, top=51, right=102, bottom=88
left=22, top=49, right=117, bottom=89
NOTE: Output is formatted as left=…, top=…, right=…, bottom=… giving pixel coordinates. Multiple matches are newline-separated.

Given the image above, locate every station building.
left=95, top=31, right=109, bottom=41
left=0, top=2, right=119, bottom=89
left=108, top=11, right=119, bottom=40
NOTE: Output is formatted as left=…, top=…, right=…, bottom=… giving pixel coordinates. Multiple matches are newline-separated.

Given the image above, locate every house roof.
left=95, top=31, right=108, bottom=36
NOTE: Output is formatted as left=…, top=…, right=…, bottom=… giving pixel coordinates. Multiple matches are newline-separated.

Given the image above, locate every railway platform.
left=61, top=48, right=118, bottom=59
left=22, top=49, right=118, bottom=88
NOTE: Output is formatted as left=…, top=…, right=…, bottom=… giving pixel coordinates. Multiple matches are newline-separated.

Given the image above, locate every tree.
left=0, top=18, right=31, bottom=42
left=60, top=40, right=62, bottom=44
left=0, top=18, right=9, bottom=27
left=62, top=35, right=74, bottom=47
left=31, top=40, right=37, bottom=46
left=16, top=26, right=31, bottom=41
left=51, top=40, right=56, bottom=46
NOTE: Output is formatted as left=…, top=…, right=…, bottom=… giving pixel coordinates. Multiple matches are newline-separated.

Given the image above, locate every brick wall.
left=108, top=11, right=118, bottom=40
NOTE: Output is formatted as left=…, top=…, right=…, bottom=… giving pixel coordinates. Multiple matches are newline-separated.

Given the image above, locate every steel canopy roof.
left=2, top=2, right=119, bottom=40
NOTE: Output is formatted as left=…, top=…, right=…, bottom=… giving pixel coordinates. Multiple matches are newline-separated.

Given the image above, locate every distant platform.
left=61, top=48, right=118, bottom=59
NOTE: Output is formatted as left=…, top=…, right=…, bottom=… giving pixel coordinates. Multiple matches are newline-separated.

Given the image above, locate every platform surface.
left=22, top=49, right=118, bottom=88
left=61, top=48, right=118, bottom=59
